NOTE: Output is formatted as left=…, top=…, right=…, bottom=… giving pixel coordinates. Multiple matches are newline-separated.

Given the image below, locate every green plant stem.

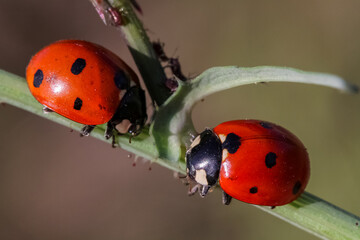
left=0, top=70, right=182, bottom=172
left=89, top=0, right=171, bottom=106
left=257, top=192, right=360, bottom=240
left=151, top=66, right=358, bottom=163
left=1, top=70, right=359, bottom=239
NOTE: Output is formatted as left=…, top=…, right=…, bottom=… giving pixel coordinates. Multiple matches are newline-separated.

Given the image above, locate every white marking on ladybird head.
left=190, top=135, right=201, bottom=149
left=115, top=119, right=131, bottom=134
left=222, top=149, right=229, bottom=162
left=130, top=79, right=137, bottom=87
left=195, top=169, right=208, bottom=185
left=218, top=134, right=226, bottom=143
left=118, top=90, right=126, bottom=101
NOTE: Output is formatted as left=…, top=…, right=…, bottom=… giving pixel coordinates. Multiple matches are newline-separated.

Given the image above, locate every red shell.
left=26, top=40, right=139, bottom=125
left=214, top=120, right=310, bottom=206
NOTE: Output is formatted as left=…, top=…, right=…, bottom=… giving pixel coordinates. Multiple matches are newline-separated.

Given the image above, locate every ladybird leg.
left=222, top=191, right=232, bottom=205
left=105, top=122, right=114, bottom=140
left=42, top=106, right=54, bottom=114
left=188, top=131, right=198, bottom=141
left=81, top=125, right=96, bottom=136
left=111, top=135, right=117, bottom=148
left=199, top=185, right=211, bottom=198
left=188, top=184, right=200, bottom=196
left=173, top=172, right=187, bottom=179
left=173, top=172, right=190, bottom=186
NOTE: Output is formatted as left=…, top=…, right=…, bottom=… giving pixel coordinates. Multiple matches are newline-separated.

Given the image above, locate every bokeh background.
left=1, top=0, right=360, bottom=239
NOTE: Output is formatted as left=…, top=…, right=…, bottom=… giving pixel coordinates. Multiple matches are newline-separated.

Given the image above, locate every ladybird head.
left=186, top=129, right=222, bottom=191
left=109, top=86, right=147, bottom=137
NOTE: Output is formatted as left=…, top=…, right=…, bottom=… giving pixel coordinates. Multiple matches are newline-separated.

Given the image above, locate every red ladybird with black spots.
left=185, top=120, right=310, bottom=206
left=26, top=40, right=147, bottom=139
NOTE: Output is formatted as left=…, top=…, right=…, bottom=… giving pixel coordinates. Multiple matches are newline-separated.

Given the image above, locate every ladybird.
left=185, top=120, right=310, bottom=206
left=26, top=40, right=147, bottom=139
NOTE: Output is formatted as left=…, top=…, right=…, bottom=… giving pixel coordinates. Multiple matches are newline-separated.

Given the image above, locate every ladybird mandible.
left=185, top=120, right=310, bottom=206
left=26, top=40, right=147, bottom=139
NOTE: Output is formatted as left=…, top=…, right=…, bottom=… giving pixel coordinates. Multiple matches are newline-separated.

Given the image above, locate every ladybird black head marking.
left=114, top=70, right=130, bottom=90
left=108, top=86, right=147, bottom=137
left=260, top=121, right=272, bottom=129
left=73, top=97, right=83, bottom=110
left=222, top=133, right=241, bottom=154
left=33, top=69, right=44, bottom=88
left=265, top=152, right=277, bottom=168
left=71, top=58, right=86, bottom=75
left=292, top=181, right=302, bottom=195
left=250, top=186, right=258, bottom=194
left=186, top=129, right=222, bottom=187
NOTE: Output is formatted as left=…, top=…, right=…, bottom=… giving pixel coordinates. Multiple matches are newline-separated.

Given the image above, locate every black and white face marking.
left=105, top=86, right=147, bottom=139
left=186, top=129, right=222, bottom=188
left=114, top=119, right=141, bottom=136
left=114, top=119, right=132, bottom=134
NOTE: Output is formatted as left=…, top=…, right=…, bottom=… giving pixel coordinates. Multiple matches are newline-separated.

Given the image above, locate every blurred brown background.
left=1, top=0, right=360, bottom=239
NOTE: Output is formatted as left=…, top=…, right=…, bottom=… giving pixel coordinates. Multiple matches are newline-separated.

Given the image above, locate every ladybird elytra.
left=26, top=40, right=147, bottom=138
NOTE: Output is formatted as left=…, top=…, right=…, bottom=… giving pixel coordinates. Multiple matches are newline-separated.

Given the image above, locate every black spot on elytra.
left=260, top=121, right=272, bottom=129
left=73, top=97, right=83, bottom=110
left=33, top=69, right=43, bottom=88
left=114, top=70, right=130, bottom=90
left=222, top=133, right=241, bottom=154
left=250, top=187, right=258, bottom=194
left=265, top=152, right=277, bottom=168
left=292, top=181, right=302, bottom=195
left=71, top=58, right=86, bottom=75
